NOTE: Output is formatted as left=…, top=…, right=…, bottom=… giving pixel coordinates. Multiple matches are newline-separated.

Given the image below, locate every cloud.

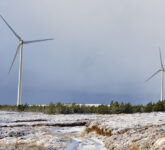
left=0, top=0, right=165, bottom=105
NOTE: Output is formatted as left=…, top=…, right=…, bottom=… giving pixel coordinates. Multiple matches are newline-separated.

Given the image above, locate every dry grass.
left=3, top=142, right=44, bottom=150
left=26, top=144, right=43, bottom=150
left=128, top=144, right=140, bottom=150
left=120, top=128, right=130, bottom=134
left=86, top=125, right=112, bottom=136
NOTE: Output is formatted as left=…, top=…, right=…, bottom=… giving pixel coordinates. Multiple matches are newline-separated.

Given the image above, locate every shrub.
left=153, top=101, right=165, bottom=111
left=97, top=105, right=110, bottom=114
left=0, top=100, right=165, bottom=115
left=110, top=101, right=120, bottom=114
left=124, top=103, right=133, bottom=113
left=45, top=102, right=55, bottom=114
left=143, top=102, right=153, bottom=112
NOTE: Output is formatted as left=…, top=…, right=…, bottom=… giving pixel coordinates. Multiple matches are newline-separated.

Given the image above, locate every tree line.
left=0, top=100, right=165, bottom=114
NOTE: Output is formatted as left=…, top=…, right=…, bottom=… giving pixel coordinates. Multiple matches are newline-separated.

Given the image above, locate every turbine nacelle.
left=161, top=67, right=165, bottom=72
left=19, top=40, right=23, bottom=45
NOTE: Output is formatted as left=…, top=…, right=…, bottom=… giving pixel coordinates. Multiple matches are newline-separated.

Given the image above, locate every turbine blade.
left=24, top=38, right=54, bottom=44
left=0, top=15, right=21, bottom=40
left=145, top=69, right=161, bottom=82
left=159, top=47, right=163, bottom=68
left=8, top=44, right=21, bottom=73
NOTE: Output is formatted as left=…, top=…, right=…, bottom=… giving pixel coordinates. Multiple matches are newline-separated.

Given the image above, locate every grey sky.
left=0, top=0, right=165, bottom=105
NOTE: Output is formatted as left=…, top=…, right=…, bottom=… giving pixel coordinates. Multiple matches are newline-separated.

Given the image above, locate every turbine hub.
left=161, top=67, right=164, bottom=72
left=19, top=40, right=23, bottom=44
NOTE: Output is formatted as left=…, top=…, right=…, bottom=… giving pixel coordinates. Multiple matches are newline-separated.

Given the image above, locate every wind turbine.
left=0, top=15, right=53, bottom=105
left=145, top=48, right=165, bottom=101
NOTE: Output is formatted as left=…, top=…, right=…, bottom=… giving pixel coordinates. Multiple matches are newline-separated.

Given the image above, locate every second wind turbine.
left=145, top=48, right=165, bottom=101
left=0, top=15, right=53, bottom=105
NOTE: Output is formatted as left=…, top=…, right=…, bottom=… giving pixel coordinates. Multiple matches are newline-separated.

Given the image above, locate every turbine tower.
left=145, top=48, right=165, bottom=101
left=0, top=15, right=53, bottom=105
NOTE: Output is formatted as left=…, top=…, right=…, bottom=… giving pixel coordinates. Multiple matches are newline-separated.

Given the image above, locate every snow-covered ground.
left=0, top=111, right=165, bottom=149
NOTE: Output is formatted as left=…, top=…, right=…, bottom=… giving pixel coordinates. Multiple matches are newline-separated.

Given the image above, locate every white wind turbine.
left=145, top=48, right=165, bottom=101
left=0, top=15, right=53, bottom=105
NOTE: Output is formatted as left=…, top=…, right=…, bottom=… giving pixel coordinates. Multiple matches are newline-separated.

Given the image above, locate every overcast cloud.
left=0, top=0, right=165, bottom=105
